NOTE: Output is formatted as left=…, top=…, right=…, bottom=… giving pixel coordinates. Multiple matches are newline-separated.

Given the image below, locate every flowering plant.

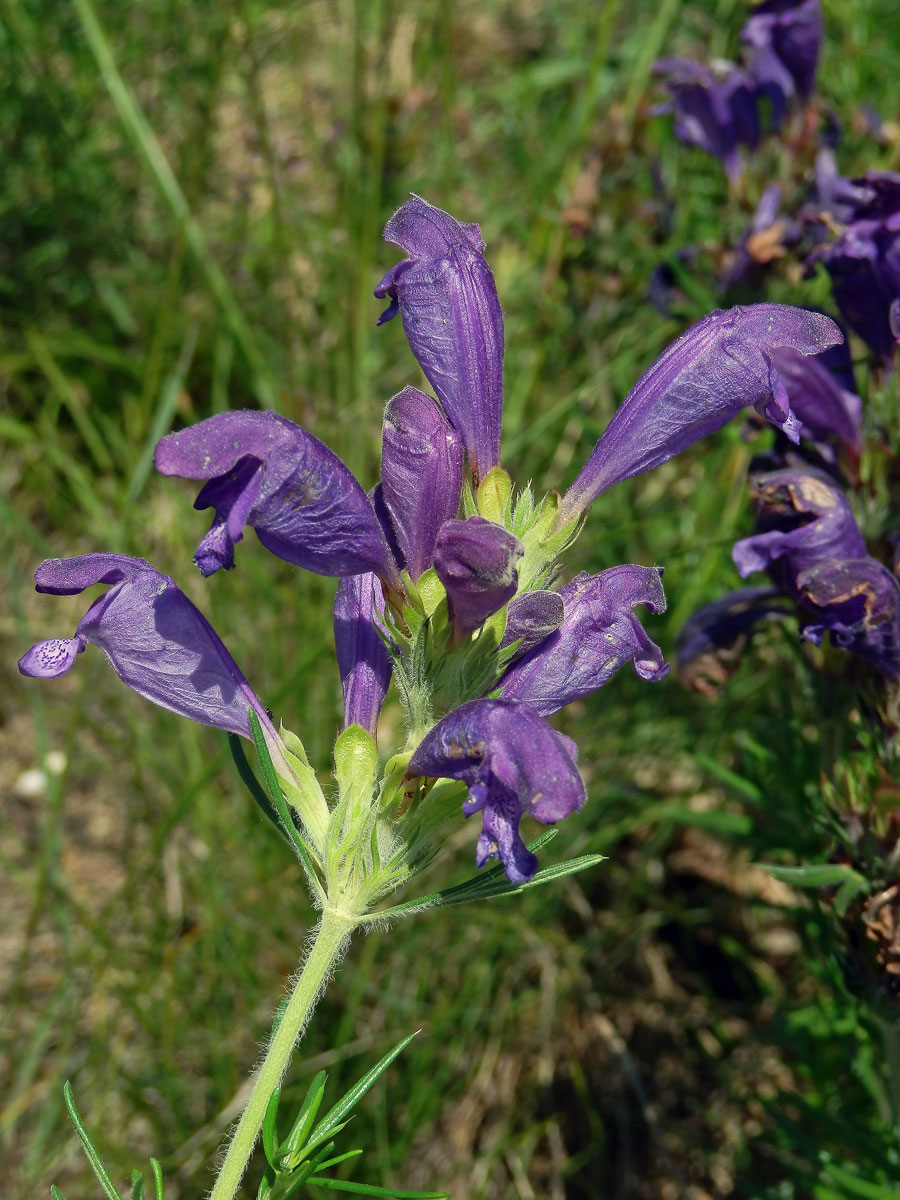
left=19, top=196, right=840, bottom=1197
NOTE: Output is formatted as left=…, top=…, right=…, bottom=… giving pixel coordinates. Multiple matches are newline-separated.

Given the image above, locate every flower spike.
left=375, top=196, right=505, bottom=483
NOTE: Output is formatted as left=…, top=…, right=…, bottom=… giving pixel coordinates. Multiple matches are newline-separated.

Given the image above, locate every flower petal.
left=432, top=516, right=522, bottom=641
left=155, top=411, right=399, bottom=585
left=375, top=196, right=504, bottom=482
left=559, top=304, right=842, bottom=523
left=333, top=572, right=392, bottom=736
left=380, top=387, right=463, bottom=580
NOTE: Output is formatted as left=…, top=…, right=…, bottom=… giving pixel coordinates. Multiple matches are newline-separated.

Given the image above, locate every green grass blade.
left=62, top=1081, right=123, bottom=1200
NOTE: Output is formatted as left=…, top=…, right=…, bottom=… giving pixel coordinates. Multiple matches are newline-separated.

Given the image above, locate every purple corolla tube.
left=18, top=554, right=276, bottom=743
left=770, top=342, right=861, bottom=454
left=375, top=196, right=505, bottom=483
left=557, top=304, right=842, bottom=526
left=499, top=565, right=668, bottom=716
left=432, top=516, right=523, bottom=642
left=379, top=387, right=463, bottom=581
left=155, top=411, right=400, bottom=590
left=406, top=699, right=586, bottom=883
left=333, top=572, right=392, bottom=737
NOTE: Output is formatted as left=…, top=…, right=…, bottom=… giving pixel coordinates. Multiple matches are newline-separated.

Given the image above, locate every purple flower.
left=334, top=573, right=393, bottom=737
left=500, top=591, right=565, bottom=657
left=741, top=0, right=822, bottom=125
left=558, top=305, right=842, bottom=524
left=154, top=411, right=400, bottom=589
left=720, top=184, right=801, bottom=290
left=676, top=585, right=791, bottom=694
left=433, top=517, right=523, bottom=642
left=406, top=699, right=585, bottom=883
left=375, top=196, right=505, bottom=483
left=379, top=387, right=463, bottom=581
left=652, top=58, right=760, bottom=182
left=18, top=554, right=273, bottom=741
left=732, top=469, right=866, bottom=585
left=770, top=341, right=861, bottom=454
left=813, top=171, right=900, bottom=362
left=797, top=558, right=900, bottom=677
left=499, top=566, right=668, bottom=716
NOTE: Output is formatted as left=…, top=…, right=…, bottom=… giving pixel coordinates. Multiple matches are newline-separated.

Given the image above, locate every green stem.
left=208, top=908, right=360, bottom=1200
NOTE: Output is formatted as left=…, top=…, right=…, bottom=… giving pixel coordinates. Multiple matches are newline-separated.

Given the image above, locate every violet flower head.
left=18, top=554, right=270, bottom=740
left=407, top=699, right=585, bottom=883
left=375, top=196, right=505, bottom=483
left=652, top=58, right=760, bottom=182
left=797, top=557, right=900, bottom=678
left=732, top=469, right=866, bottom=586
left=379, top=387, right=463, bottom=581
left=155, top=411, right=399, bottom=588
left=500, top=565, right=668, bottom=717
left=559, top=304, right=842, bottom=525
left=333, top=573, right=392, bottom=737
left=433, top=517, right=523, bottom=642
left=741, top=0, right=822, bottom=125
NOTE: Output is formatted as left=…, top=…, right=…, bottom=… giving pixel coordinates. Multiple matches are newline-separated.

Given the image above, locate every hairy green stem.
left=208, top=908, right=360, bottom=1200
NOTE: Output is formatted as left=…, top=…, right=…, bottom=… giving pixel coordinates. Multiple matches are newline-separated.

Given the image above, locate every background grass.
left=3, top=0, right=900, bottom=1196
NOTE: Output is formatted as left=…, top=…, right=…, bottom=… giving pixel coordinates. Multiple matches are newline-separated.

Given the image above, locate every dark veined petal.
left=18, top=554, right=272, bottom=740
left=432, top=516, right=523, bottom=641
left=406, top=699, right=585, bottom=883
left=558, top=304, right=842, bottom=524
left=499, top=565, right=668, bottom=716
left=155, top=411, right=399, bottom=587
left=375, top=195, right=504, bottom=483
left=379, top=387, right=463, bottom=580
left=333, top=572, right=392, bottom=736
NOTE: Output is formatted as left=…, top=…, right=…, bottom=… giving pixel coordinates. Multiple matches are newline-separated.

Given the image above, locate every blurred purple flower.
left=334, top=572, right=392, bottom=736
left=379, top=387, right=463, bottom=581
left=18, top=554, right=273, bottom=741
left=720, top=184, right=801, bottom=290
left=676, top=585, right=791, bottom=694
left=652, top=58, right=760, bottom=182
left=770, top=341, right=861, bottom=454
left=741, top=0, right=822, bottom=126
left=732, top=469, right=866, bottom=583
left=433, top=517, right=523, bottom=642
left=499, top=565, right=668, bottom=716
left=155, top=411, right=400, bottom=590
left=406, top=699, right=585, bottom=882
left=375, top=196, right=505, bottom=483
left=813, top=170, right=900, bottom=362
left=797, top=557, right=900, bottom=677
left=558, top=304, right=842, bottom=525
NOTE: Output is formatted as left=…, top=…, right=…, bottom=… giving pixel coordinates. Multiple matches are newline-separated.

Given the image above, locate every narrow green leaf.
left=309, top=1149, right=364, bottom=1173
left=694, top=753, right=763, bottom=803
left=834, top=873, right=871, bottom=917
left=279, top=1071, right=328, bottom=1160
left=756, top=863, right=867, bottom=889
left=306, top=1178, right=448, bottom=1198
left=373, top=843, right=604, bottom=920
left=131, top=1168, right=145, bottom=1200
left=150, top=1159, right=164, bottom=1200
left=297, top=1121, right=349, bottom=1163
left=308, top=1032, right=419, bottom=1144
left=50, top=1188, right=66, bottom=1200
left=819, top=1162, right=900, bottom=1199
left=62, top=1081, right=123, bottom=1200
left=262, top=1086, right=282, bottom=1167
